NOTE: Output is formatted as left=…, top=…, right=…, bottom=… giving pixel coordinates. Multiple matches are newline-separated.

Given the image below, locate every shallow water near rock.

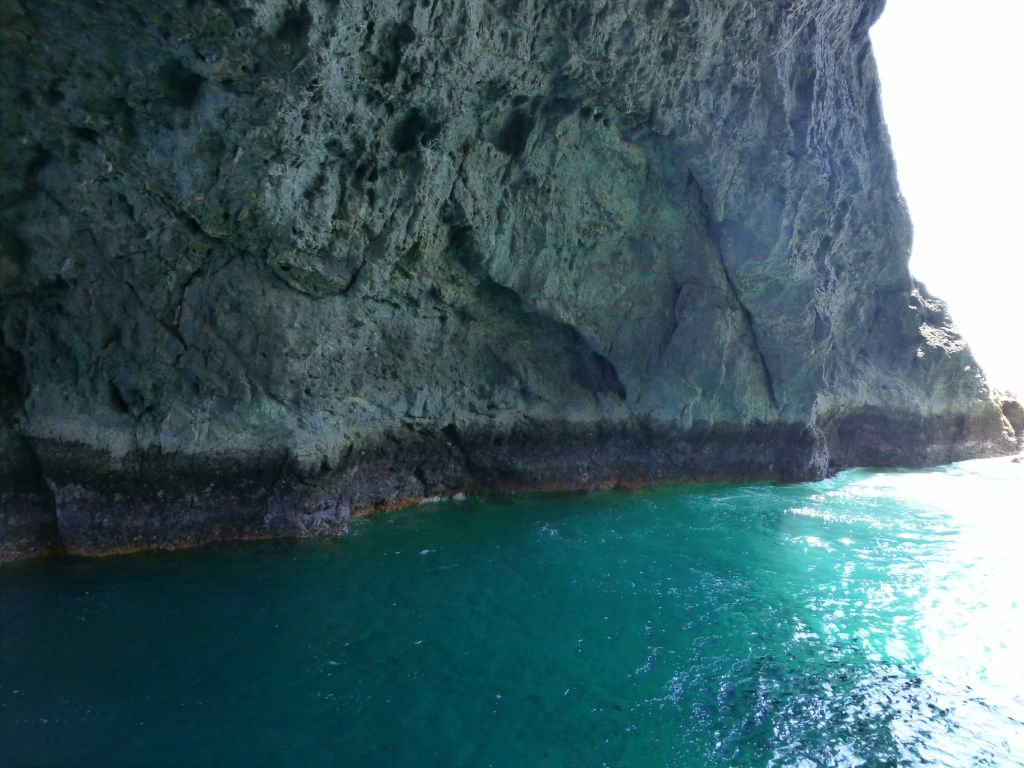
left=2, top=457, right=1022, bottom=766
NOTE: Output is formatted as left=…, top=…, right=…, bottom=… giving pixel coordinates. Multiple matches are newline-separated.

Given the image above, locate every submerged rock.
left=0, top=0, right=1018, bottom=560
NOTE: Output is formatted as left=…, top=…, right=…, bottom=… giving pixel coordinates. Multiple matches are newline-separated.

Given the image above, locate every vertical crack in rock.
left=716, top=255, right=781, bottom=415
left=692, top=170, right=782, bottom=415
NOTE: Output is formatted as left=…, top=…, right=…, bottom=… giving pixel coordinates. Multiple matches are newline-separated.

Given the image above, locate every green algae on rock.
left=0, top=0, right=1019, bottom=561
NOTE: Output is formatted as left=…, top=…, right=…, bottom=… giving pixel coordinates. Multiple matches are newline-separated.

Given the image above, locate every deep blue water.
left=2, top=458, right=1022, bottom=767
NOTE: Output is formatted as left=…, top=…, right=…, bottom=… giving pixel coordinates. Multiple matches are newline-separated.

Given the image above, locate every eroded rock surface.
left=1, top=0, right=1018, bottom=560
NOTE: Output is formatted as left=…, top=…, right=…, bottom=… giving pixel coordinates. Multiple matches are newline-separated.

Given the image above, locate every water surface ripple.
left=2, top=458, right=1022, bottom=766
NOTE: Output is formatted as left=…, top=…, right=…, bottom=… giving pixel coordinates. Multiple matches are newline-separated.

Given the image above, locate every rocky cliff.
left=1, top=0, right=1018, bottom=561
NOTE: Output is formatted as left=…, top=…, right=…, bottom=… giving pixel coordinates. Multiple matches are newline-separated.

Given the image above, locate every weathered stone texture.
left=0, top=0, right=1018, bottom=559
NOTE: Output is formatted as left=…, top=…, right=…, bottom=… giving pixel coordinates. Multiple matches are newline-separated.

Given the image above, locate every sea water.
left=1, top=457, right=1022, bottom=766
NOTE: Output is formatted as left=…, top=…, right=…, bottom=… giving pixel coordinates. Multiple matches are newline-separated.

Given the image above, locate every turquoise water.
left=2, top=458, right=1023, bottom=767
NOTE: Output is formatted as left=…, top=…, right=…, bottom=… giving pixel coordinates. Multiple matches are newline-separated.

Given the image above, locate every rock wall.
left=1, top=0, right=1018, bottom=560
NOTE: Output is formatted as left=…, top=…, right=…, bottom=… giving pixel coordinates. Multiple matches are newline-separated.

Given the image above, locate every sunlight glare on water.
left=1, top=457, right=1022, bottom=766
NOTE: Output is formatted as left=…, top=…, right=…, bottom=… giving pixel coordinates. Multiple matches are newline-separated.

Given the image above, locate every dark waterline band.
left=4, top=407, right=1016, bottom=564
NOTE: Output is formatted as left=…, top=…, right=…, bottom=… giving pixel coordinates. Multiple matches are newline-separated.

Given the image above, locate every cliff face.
left=1, top=0, right=1018, bottom=560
